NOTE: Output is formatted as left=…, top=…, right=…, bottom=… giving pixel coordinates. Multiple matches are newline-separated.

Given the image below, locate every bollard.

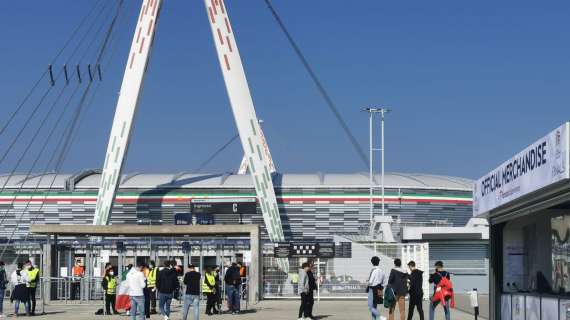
left=468, top=288, right=479, bottom=320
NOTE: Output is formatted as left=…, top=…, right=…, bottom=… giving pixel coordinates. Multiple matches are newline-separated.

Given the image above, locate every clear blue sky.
left=1, top=1, right=569, bottom=179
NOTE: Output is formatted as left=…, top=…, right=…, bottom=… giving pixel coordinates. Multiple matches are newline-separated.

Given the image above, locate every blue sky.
left=0, top=1, right=569, bottom=179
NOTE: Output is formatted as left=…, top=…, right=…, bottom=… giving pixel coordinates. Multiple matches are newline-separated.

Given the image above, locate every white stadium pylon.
left=93, top=0, right=287, bottom=270
left=203, top=0, right=285, bottom=247
left=93, top=0, right=162, bottom=225
left=237, top=120, right=276, bottom=174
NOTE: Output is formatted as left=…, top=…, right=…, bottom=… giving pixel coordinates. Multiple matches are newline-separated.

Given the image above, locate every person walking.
left=147, top=261, right=158, bottom=315
left=122, top=264, right=133, bottom=316
left=203, top=267, right=217, bottom=316
left=297, top=263, right=312, bottom=320
left=407, top=261, right=424, bottom=320
left=224, top=262, right=242, bottom=314
left=142, top=263, right=151, bottom=319
left=388, top=259, right=408, bottom=320
left=10, top=262, right=30, bottom=317
left=0, top=261, right=8, bottom=318
left=127, top=262, right=147, bottom=320
left=156, top=260, right=179, bottom=320
left=429, top=261, right=451, bottom=320
left=306, top=264, right=317, bottom=319
left=367, top=256, right=386, bottom=320
left=182, top=264, right=201, bottom=320
left=102, top=267, right=119, bottom=315
left=24, top=260, right=40, bottom=316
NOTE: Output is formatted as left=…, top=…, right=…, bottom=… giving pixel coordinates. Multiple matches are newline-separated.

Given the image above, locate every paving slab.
left=1, top=299, right=485, bottom=319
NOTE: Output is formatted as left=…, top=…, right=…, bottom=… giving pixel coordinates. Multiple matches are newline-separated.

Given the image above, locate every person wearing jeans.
left=127, top=263, right=147, bottom=320
left=366, top=256, right=386, bottom=320
left=158, top=293, right=173, bottom=318
left=428, top=261, right=451, bottom=320
left=182, top=294, right=200, bottom=320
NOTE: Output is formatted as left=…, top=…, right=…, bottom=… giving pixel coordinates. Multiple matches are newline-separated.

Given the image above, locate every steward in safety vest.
left=203, top=267, right=217, bottom=315
left=147, top=261, right=158, bottom=314
left=101, top=268, right=118, bottom=315
left=25, top=260, right=40, bottom=316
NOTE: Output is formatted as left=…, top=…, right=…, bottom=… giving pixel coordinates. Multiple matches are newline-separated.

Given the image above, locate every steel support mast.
left=203, top=0, right=285, bottom=244
left=93, top=0, right=162, bottom=225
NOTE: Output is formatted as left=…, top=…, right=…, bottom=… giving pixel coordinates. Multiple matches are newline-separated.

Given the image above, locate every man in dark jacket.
left=407, top=261, right=424, bottom=320
left=224, top=263, right=242, bottom=314
left=156, top=260, right=179, bottom=320
left=182, top=264, right=200, bottom=320
left=0, top=261, right=7, bottom=317
left=429, top=261, right=451, bottom=320
left=306, top=264, right=317, bottom=319
left=388, top=258, right=408, bottom=320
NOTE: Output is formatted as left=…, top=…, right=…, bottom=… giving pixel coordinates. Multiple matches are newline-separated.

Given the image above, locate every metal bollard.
left=468, top=288, right=479, bottom=320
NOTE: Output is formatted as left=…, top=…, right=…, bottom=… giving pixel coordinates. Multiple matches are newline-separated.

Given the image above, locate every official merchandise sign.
left=473, top=122, right=570, bottom=216
left=273, top=242, right=336, bottom=258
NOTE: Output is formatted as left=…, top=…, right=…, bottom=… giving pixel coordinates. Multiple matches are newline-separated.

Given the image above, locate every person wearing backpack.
left=224, top=263, right=242, bottom=314
left=366, top=256, right=386, bottom=320
left=387, top=259, right=408, bottom=320
left=429, top=261, right=451, bottom=320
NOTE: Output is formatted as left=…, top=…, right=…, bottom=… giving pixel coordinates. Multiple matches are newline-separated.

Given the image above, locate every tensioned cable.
left=0, top=1, right=125, bottom=256
left=0, top=1, right=114, bottom=167
left=195, top=134, right=240, bottom=173
left=263, top=0, right=369, bottom=169
left=0, top=0, right=104, bottom=139
left=0, top=82, right=83, bottom=228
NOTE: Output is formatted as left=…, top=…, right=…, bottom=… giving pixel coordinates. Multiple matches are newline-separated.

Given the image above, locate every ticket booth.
left=474, top=123, right=570, bottom=320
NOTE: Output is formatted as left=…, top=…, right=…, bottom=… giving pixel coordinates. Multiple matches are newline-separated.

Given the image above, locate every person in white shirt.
left=367, top=256, right=386, bottom=320
left=10, top=262, right=30, bottom=316
left=127, top=262, right=147, bottom=320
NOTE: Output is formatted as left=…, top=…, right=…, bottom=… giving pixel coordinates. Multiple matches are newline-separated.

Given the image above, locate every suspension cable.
left=263, top=0, right=369, bottom=169
left=195, top=134, right=240, bottom=172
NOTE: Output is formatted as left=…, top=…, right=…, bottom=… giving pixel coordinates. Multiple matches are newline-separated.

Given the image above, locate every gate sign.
left=191, top=198, right=257, bottom=215
left=473, top=122, right=570, bottom=216
left=273, top=242, right=336, bottom=258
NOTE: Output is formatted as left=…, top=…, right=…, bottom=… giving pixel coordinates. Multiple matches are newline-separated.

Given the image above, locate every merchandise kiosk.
left=474, top=123, right=570, bottom=320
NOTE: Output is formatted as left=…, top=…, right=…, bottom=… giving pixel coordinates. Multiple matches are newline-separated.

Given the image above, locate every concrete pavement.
left=1, top=299, right=485, bottom=319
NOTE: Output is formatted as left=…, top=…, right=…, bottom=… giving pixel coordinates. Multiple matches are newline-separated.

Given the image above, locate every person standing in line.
left=122, top=264, right=133, bottom=316
left=407, top=261, right=424, bottom=320
left=429, top=261, right=451, bottom=320
left=142, top=263, right=151, bottom=319
left=224, top=262, right=242, bottom=315
left=297, top=263, right=312, bottom=320
left=127, top=262, right=146, bottom=320
left=367, top=256, right=386, bottom=320
left=101, top=267, right=119, bottom=315
left=388, top=259, right=408, bottom=320
left=147, top=261, right=158, bottom=315
left=203, top=267, right=217, bottom=316
left=0, top=261, right=8, bottom=318
left=213, top=266, right=222, bottom=315
left=291, top=271, right=300, bottom=295
left=10, top=262, right=30, bottom=317
left=24, top=261, right=39, bottom=316
left=182, top=264, right=201, bottom=320
left=306, top=263, right=317, bottom=319
left=156, top=260, right=179, bottom=320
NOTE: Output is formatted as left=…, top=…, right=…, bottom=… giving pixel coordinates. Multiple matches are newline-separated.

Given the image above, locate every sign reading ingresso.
left=473, top=122, right=570, bottom=216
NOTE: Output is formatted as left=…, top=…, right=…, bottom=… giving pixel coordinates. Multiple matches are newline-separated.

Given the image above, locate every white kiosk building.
left=475, top=122, right=570, bottom=320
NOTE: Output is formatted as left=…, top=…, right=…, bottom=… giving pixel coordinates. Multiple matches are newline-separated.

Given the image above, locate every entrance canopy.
left=30, top=224, right=262, bottom=304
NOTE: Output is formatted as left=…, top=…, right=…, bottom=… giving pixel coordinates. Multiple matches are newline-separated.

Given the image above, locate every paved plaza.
left=1, top=299, right=484, bottom=319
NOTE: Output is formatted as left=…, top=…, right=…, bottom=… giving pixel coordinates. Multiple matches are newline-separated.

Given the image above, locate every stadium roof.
left=0, top=171, right=473, bottom=191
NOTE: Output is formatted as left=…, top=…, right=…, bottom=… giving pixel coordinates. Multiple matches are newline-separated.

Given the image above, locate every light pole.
left=362, top=107, right=391, bottom=227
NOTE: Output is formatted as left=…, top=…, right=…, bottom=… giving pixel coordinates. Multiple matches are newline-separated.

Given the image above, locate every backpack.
left=383, top=286, right=395, bottom=309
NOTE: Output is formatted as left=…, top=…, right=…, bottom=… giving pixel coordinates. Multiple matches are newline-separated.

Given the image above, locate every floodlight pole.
left=363, top=107, right=390, bottom=226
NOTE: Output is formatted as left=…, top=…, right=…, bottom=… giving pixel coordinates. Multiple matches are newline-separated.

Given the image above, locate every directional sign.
left=191, top=198, right=256, bottom=215
left=335, top=242, right=352, bottom=258
left=273, top=242, right=336, bottom=258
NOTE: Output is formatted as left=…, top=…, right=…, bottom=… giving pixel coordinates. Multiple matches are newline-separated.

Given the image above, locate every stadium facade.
left=0, top=171, right=488, bottom=295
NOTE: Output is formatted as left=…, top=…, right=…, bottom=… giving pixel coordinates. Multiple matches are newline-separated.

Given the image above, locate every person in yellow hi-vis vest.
left=101, top=267, right=118, bottom=315
left=24, top=260, right=40, bottom=316
left=202, top=267, right=217, bottom=316
left=147, top=261, right=158, bottom=314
